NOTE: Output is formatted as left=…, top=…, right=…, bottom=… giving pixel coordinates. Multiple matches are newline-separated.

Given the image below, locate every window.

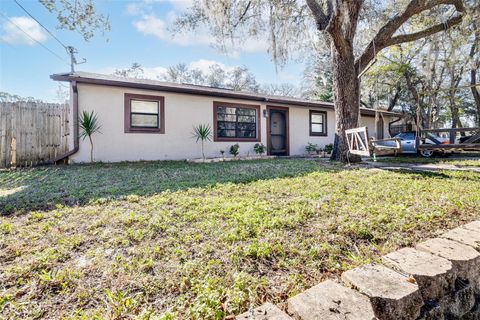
left=213, top=102, right=260, bottom=141
left=124, top=93, right=165, bottom=133
left=309, top=110, right=327, bottom=136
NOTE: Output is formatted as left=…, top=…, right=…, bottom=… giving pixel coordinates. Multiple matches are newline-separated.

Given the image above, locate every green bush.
left=229, top=144, right=240, bottom=157
left=253, top=143, right=266, bottom=155
left=305, top=142, right=318, bottom=154
left=324, top=143, right=334, bottom=154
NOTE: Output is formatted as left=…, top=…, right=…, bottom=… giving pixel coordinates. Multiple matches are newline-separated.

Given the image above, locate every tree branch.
left=388, top=15, right=463, bottom=46
left=354, top=0, right=465, bottom=73
left=305, top=0, right=331, bottom=30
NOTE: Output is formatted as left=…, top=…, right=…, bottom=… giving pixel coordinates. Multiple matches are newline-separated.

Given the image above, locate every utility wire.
left=13, top=0, right=68, bottom=49
left=0, top=11, right=69, bottom=65
left=13, top=0, right=86, bottom=72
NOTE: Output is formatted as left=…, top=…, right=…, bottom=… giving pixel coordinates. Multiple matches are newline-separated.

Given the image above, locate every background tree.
left=114, top=63, right=144, bottom=79
left=175, top=0, right=470, bottom=161
left=39, top=0, right=110, bottom=41
left=114, top=63, right=262, bottom=93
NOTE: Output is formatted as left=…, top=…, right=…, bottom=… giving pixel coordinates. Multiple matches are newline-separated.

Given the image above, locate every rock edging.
left=236, top=220, right=480, bottom=320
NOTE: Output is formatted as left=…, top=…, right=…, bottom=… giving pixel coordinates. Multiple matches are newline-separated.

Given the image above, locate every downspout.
left=55, top=80, right=79, bottom=164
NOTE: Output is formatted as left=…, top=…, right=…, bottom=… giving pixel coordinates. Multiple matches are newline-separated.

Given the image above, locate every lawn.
left=1, top=159, right=479, bottom=319
left=376, top=154, right=480, bottom=167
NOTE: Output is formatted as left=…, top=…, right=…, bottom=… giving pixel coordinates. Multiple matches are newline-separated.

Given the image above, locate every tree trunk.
left=330, top=46, right=360, bottom=162
left=89, top=135, right=94, bottom=163
left=449, top=103, right=461, bottom=128
left=471, top=68, right=480, bottom=126
left=470, top=27, right=480, bottom=126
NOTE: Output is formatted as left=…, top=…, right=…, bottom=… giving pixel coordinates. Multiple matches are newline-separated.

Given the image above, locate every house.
left=51, top=71, right=403, bottom=163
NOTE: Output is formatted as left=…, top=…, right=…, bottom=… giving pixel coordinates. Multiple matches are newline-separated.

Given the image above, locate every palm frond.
left=192, top=124, right=212, bottom=142
left=79, top=110, right=102, bottom=140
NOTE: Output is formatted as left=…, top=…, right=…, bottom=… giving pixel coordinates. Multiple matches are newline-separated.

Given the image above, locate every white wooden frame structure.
left=345, top=126, right=401, bottom=157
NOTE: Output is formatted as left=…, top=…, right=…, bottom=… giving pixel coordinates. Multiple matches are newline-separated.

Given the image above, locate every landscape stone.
left=236, top=303, right=291, bottom=320
left=287, top=280, right=377, bottom=320
left=416, top=238, right=480, bottom=291
left=463, top=221, right=480, bottom=233
left=382, top=247, right=455, bottom=301
left=441, top=226, right=480, bottom=250
left=440, top=279, right=475, bottom=318
left=417, top=301, right=444, bottom=320
left=341, top=264, right=423, bottom=320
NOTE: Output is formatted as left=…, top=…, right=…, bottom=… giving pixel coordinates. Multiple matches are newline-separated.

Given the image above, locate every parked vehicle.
left=379, top=131, right=448, bottom=157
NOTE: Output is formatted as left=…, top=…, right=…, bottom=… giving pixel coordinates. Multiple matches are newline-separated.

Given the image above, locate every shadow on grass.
left=0, top=158, right=328, bottom=215
left=375, top=166, right=480, bottom=182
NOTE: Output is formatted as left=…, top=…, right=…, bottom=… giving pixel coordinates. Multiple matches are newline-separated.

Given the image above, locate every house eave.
left=50, top=72, right=403, bottom=117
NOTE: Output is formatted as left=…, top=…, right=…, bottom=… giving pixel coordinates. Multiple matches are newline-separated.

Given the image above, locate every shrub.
left=253, top=143, right=266, bottom=155
left=305, top=142, right=318, bottom=154
left=229, top=144, right=240, bottom=157
left=192, top=124, right=212, bottom=160
left=324, top=143, right=334, bottom=154
left=79, top=110, right=101, bottom=162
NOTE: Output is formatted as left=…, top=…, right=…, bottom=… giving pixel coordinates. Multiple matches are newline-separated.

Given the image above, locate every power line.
left=11, top=1, right=87, bottom=72
left=13, top=0, right=67, bottom=50
left=0, top=11, right=69, bottom=65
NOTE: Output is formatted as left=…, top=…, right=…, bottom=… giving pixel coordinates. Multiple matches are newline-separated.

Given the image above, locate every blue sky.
left=0, top=0, right=304, bottom=102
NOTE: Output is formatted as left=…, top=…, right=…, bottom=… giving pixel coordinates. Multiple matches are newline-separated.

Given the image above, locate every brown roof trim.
left=50, top=72, right=403, bottom=117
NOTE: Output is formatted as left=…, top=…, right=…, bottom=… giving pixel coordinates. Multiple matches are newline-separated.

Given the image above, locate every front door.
left=268, top=107, right=289, bottom=156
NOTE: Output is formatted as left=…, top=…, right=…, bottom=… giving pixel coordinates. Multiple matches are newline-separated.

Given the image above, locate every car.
left=379, top=131, right=448, bottom=157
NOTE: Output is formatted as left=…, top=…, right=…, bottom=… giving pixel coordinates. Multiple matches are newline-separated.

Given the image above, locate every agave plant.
left=192, top=124, right=212, bottom=160
left=79, top=110, right=101, bottom=163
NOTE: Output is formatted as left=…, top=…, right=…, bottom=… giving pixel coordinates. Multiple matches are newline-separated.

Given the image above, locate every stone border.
left=236, top=220, right=480, bottom=320
left=186, top=155, right=276, bottom=163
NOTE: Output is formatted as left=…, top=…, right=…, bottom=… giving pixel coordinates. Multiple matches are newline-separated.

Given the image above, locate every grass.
left=1, top=159, right=479, bottom=319
left=376, top=154, right=480, bottom=167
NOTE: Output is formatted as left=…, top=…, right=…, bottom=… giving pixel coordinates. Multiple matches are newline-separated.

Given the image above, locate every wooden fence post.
left=10, top=137, right=16, bottom=168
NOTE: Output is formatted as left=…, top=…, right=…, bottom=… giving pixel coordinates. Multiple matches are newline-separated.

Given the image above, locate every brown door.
left=267, top=107, right=289, bottom=155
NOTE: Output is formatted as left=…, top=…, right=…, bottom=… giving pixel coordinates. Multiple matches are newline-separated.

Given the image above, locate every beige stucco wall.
left=360, top=115, right=394, bottom=139
left=70, top=83, right=392, bottom=163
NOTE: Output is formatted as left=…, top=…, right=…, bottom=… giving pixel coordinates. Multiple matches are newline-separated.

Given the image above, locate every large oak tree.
left=176, top=0, right=467, bottom=161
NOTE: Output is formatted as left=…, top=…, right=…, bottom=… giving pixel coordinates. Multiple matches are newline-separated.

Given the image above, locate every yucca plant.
left=79, top=110, right=101, bottom=163
left=192, top=124, right=212, bottom=160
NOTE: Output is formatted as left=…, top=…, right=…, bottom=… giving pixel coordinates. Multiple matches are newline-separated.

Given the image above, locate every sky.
left=0, top=0, right=305, bottom=102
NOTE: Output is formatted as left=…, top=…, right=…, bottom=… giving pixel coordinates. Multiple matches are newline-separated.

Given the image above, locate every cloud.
left=142, top=66, right=168, bottom=79
left=125, top=3, right=145, bottom=16
left=188, top=59, right=234, bottom=73
left=133, top=13, right=215, bottom=47
left=126, top=0, right=193, bottom=16
left=132, top=13, right=268, bottom=56
left=1, top=16, right=48, bottom=45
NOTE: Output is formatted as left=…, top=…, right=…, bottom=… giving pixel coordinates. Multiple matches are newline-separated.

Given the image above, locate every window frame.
left=124, top=93, right=165, bottom=134
left=309, top=110, right=328, bottom=136
left=213, top=101, right=261, bottom=142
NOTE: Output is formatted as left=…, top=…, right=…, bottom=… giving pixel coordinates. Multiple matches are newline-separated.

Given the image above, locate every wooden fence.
left=0, top=102, right=70, bottom=168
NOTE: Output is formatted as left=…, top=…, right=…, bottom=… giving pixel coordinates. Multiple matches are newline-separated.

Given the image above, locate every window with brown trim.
left=309, top=110, right=327, bottom=136
left=213, top=101, right=260, bottom=141
left=124, top=93, right=165, bottom=133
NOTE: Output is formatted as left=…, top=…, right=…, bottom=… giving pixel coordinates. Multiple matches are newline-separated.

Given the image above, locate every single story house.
left=51, top=71, right=403, bottom=163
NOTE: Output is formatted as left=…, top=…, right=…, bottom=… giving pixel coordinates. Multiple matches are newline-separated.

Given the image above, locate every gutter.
left=55, top=80, right=79, bottom=164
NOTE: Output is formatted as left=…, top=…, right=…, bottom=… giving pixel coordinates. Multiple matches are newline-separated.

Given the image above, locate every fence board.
left=0, top=102, right=70, bottom=168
